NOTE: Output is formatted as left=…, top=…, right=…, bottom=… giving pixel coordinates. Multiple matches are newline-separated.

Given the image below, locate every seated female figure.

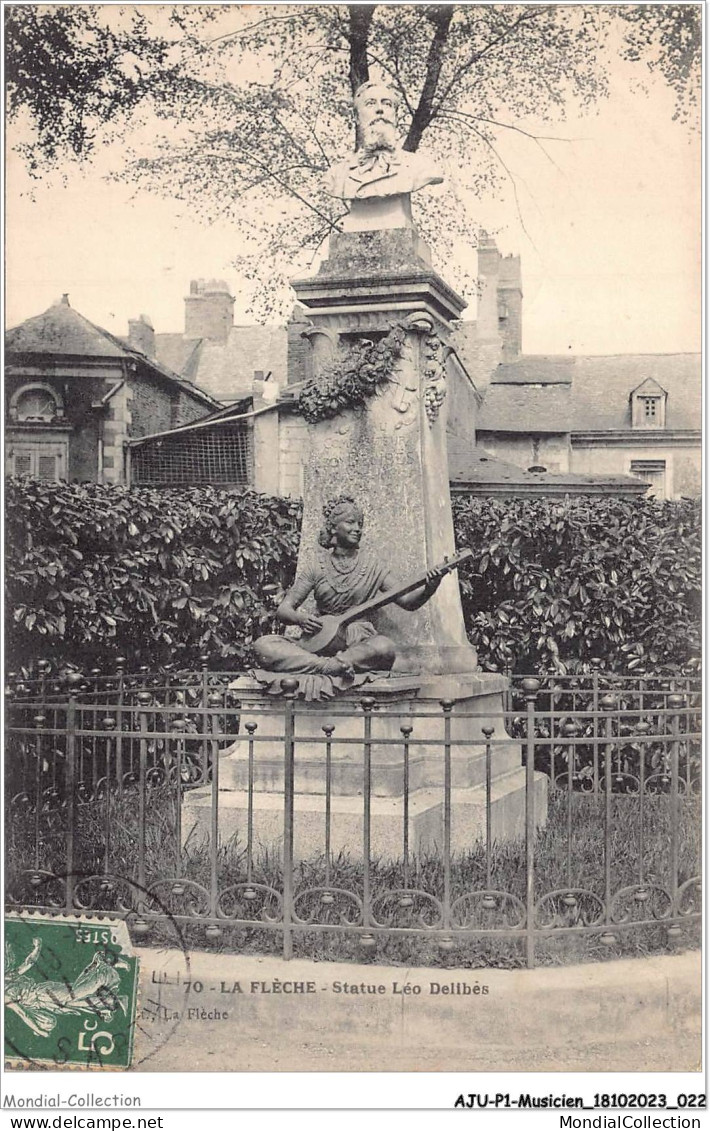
left=253, top=495, right=443, bottom=679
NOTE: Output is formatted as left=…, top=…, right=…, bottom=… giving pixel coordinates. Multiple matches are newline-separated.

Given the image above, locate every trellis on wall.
left=131, top=422, right=253, bottom=488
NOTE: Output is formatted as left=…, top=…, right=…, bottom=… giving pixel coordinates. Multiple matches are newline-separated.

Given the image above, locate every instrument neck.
left=338, top=550, right=471, bottom=627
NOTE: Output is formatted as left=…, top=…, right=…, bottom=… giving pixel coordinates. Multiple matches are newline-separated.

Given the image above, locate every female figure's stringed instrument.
left=300, top=549, right=473, bottom=655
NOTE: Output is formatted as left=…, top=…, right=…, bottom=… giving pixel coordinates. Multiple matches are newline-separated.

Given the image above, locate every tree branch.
left=446, top=109, right=580, bottom=144
left=439, top=108, right=585, bottom=173
left=201, top=13, right=315, bottom=50
left=437, top=114, right=538, bottom=250
left=348, top=4, right=375, bottom=146
left=139, top=141, right=341, bottom=232
left=403, top=6, right=454, bottom=152
left=271, top=112, right=325, bottom=171
left=435, top=7, right=550, bottom=111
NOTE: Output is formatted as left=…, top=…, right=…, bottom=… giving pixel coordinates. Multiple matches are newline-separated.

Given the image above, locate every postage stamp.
left=4, top=914, right=139, bottom=1070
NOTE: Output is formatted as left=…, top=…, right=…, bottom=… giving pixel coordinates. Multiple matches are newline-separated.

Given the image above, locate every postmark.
left=5, top=874, right=196, bottom=1071
left=5, top=913, right=139, bottom=1070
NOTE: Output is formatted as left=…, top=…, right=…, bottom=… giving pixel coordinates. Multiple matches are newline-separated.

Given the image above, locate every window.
left=38, top=455, right=58, bottom=479
left=642, top=397, right=659, bottom=421
left=630, top=381, right=667, bottom=429
left=630, top=459, right=666, bottom=499
left=9, top=383, right=64, bottom=423
left=6, top=442, right=67, bottom=481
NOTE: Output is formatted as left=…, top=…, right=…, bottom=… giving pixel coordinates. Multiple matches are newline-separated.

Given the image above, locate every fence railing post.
left=32, top=713, right=45, bottom=881
left=668, top=693, right=684, bottom=917
left=482, top=724, right=495, bottom=895
left=441, top=699, right=453, bottom=933
left=65, top=696, right=77, bottom=913
left=592, top=670, right=600, bottom=794
left=600, top=693, right=617, bottom=946
left=136, top=691, right=152, bottom=905
left=200, top=655, right=210, bottom=785
left=102, top=714, right=116, bottom=879
left=281, top=678, right=299, bottom=961
left=522, top=678, right=540, bottom=968
left=208, top=691, right=223, bottom=921
left=360, top=696, right=375, bottom=943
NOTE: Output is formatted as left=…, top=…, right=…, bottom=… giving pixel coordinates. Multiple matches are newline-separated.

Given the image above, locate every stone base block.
left=220, top=736, right=522, bottom=797
left=219, top=679, right=521, bottom=798
left=182, top=769, right=548, bottom=862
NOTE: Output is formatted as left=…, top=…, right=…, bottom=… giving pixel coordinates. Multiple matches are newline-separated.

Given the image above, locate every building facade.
left=11, top=238, right=698, bottom=500
left=5, top=296, right=220, bottom=485
left=470, top=238, right=701, bottom=500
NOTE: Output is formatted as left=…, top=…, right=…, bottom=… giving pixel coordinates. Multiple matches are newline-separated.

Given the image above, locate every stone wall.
left=101, top=381, right=132, bottom=484
left=476, top=432, right=571, bottom=473
left=571, top=441, right=701, bottom=499
left=277, top=412, right=308, bottom=497
left=445, top=360, right=479, bottom=478
left=128, top=375, right=207, bottom=439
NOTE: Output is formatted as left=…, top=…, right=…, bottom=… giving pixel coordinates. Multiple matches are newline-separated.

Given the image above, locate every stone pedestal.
left=182, top=676, right=548, bottom=861
left=292, top=228, right=476, bottom=676
left=181, top=219, right=549, bottom=860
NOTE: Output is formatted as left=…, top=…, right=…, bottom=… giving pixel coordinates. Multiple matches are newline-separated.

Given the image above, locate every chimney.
left=184, top=278, right=235, bottom=342
left=252, top=368, right=278, bottom=404
left=286, top=304, right=312, bottom=385
left=476, top=231, right=501, bottom=341
left=498, top=253, right=523, bottom=360
left=128, top=313, right=155, bottom=358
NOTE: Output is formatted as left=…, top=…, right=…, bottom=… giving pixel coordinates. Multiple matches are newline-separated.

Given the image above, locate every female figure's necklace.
left=329, top=549, right=360, bottom=576
left=325, top=549, right=366, bottom=593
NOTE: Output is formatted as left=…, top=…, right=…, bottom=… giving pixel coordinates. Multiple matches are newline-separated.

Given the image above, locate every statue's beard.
left=360, top=118, right=398, bottom=153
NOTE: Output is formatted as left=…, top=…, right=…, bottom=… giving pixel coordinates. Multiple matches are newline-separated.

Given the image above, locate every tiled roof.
left=478, top=352, right=701, bottom=434
left=492, top=356, right=575, bottom=385
left=571, top=354, right=700, bottom=431
left=477, top=383, right=573, bottom=433
left=155, top=325, right=288, bottom=403
left=7, top=300, right=220, bottom=410
left=7, top=301, right=129, bottom=358
left=153, top=335, right=203, bottom=382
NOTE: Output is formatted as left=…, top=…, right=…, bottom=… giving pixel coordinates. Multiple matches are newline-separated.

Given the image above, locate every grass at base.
left=6, top=788, right=701, bottom=970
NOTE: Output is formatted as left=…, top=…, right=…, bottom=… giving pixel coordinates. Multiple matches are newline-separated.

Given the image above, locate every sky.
left=5, top=6, right=701, bottom=358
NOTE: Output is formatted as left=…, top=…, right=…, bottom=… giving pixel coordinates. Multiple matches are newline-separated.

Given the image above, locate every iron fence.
left=5, top=669, right=701, bottom=968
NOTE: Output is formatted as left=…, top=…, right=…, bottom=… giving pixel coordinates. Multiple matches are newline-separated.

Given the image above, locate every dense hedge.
left=6, top=481, right=701, bottom=677
left=453, top=494, right=701, bottom=676
left=6, top=479, right=301, bottom=672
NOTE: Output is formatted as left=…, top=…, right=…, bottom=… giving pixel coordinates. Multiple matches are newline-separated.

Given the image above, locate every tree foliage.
left=6, top=5, right=700, bottom=318
left=618, top=4, right=702, bottom=126
left=6, top=480, right=701, bottom=680
left=5, top=6, right=176, bottom=172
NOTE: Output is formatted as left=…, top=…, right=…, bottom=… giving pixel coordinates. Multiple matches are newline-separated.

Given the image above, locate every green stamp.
left=4, top=914, right=139, bottom=1070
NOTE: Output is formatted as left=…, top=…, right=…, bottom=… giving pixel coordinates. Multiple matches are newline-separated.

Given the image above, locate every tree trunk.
left=348, top=5, right=374, bottom=94
left=348, top=4, right=374, bottom=146
left=404, top=6, right=454, bottom=152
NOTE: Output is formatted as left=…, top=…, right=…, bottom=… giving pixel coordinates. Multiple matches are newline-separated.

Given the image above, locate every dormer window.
left=630, top=378, right=667, bottom=429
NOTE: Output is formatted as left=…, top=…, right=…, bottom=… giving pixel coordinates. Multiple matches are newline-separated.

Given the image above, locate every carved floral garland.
left=422, top=333, right=449, bottom=424
left=297, top=323, right=408, bottom=424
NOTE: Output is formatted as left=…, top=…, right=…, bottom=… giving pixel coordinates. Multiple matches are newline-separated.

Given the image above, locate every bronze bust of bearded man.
left=253, top=495, right=444, bottom=696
